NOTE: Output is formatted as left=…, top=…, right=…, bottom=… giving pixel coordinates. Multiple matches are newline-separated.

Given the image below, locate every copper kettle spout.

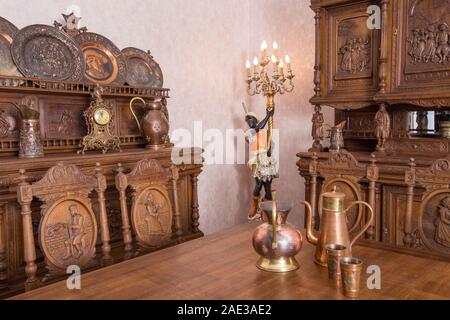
left=302, top=200, right=318, bottom=245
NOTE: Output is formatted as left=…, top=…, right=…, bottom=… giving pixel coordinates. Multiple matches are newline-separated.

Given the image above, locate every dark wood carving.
left=16, top=162, right=110, bottom=290
left=115, top=158, right=178, bottom=257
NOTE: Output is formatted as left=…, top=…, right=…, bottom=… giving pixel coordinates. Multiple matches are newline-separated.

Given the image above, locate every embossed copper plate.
left=11, top=24, right=85, bottom=81
left=75, top=32, right=127, bottom=85
left=0, top=17, right=22, bottom=77
left=122, top=47, right=163, bottom=87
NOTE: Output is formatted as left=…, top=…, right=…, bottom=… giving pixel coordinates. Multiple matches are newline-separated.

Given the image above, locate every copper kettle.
left=301, top=186, right=374, bottom=267
left=129, top=97, right=170, bottom=149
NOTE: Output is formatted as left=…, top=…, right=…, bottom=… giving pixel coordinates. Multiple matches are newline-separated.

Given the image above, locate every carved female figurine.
left=435, top=197, right=450, bottom=248
left=436, top=23, right=450, bottom=64
left=243, top=104, right=276, bottom=220
left=311, top=105, right=324, bottom=149
left=375, top=104, right=390, bottom=152
left=423, top=26, right=437, bottom=63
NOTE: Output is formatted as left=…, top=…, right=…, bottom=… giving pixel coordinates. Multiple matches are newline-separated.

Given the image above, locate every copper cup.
left=325, top=244, right=347, bottom=281
left=340, top=257, right=363, bottom=299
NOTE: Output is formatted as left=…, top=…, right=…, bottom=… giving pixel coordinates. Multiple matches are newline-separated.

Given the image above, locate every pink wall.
left=0, top=0, right=333, bottom=234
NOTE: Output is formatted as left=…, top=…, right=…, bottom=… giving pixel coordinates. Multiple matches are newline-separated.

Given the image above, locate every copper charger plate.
left=0, top=16, right=23, bottom=77
left=11, top=24, right=85, bottom=81
left=122, top=47, right=163, bottom=87
left=74, top=32, right=127, bottom=85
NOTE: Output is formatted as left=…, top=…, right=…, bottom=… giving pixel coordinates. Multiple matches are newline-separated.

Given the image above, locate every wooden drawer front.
left=325, top=1, right=380, bottom=96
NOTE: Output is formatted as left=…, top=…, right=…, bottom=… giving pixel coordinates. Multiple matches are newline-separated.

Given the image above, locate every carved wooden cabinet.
left=300, top=0, right=450, bottom=262
left=0, top=78, right=203, bottom=298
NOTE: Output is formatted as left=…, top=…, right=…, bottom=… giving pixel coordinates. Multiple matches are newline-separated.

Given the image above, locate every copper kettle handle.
left=345, top=201, right=374, bottom=250
left=129, top=97, right=145, bottom=133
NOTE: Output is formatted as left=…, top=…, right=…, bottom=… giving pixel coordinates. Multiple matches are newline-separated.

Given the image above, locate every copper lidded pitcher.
left=129, top=97, right=170, bottom=149
left=301, top=186, right=374, bottom=267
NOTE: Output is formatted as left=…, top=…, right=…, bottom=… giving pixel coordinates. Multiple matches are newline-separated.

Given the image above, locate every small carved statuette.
left=375, top=104, right=390, bottom=152
left=311, top=105, right=324, bottom=151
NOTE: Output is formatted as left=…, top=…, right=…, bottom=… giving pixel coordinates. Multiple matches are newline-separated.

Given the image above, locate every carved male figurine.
left=436, top=23, right=449, bottom=64
left=244, top=106, right=276, bottom=220
left=63, top=205, right=87, bottom=260
left=311, top=105, right=324, bottom=150
left=375, top=104, right=390, bottom=152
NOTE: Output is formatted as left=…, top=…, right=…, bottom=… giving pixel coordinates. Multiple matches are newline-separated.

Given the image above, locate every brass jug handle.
left=129, top=97, right=145, bottom=133
left=345, top=201, right=374, bottom=249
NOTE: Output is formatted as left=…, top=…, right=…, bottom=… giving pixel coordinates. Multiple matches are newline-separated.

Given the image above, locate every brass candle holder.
left=245, top=41, right=295, bottom=150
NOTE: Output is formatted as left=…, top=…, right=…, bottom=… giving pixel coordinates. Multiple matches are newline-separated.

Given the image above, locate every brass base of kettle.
left=314, top=258, right=328, bottom=268
left=256, top=256, right=300, bottom=273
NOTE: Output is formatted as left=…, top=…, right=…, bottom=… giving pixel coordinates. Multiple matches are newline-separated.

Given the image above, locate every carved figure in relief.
left=47, top=205, right=88, bottom=260
left=143, top=193, right=164, bottom=235
left=436, top=23, right=450, bottom=64
left=409, top=23, right=450, bottom=64
left=435, top=197, right=450, bottom=248
left=339, top=38, right=370, bottom=74
left=374, top=104, right=390, bottom=152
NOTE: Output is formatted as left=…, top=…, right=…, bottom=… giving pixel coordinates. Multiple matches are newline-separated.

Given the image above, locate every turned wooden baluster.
left=309, top=153, right=319, bottom=229
left=115, top=164, right=133, bottom=259
left=191, top=174, right=200, bottom=233
left=0, top=203, right=7, bottom=290
left=171, top=165, right=183, bottom=241
left=366, top=154, right=379, bottom=240
left=16, top=170, right=38, bottom=291
left=94, top=163, right=113, bottom=266
left=378, top=0, right=389, bottom=94
left=403, top=158, right=416, bottom=248
left=313, top=8, right=321, bottom=97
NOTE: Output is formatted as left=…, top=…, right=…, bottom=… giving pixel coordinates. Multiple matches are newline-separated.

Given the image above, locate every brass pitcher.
left=129, top=97, right=170, bottom=149
left=302, top=186, right=374, bottom=267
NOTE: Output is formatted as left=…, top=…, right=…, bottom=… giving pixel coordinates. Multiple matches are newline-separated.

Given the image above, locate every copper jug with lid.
left=301, top=186, right=374, bottom=267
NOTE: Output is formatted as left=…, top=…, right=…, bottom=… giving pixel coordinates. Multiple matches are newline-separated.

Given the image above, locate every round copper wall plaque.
left=75, top=32, right=127, bottom=85
left=11, top=24, right=85, bottom=81
left=0, top=17, right=22, bottom=77
left=122, top=47, right=163, bottom=87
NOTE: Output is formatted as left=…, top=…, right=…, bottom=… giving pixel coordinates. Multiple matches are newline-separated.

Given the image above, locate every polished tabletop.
left=12, top=222, right=450, bottom=300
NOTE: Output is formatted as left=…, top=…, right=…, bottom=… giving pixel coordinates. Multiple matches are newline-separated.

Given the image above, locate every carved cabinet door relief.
left=0, top=202, right=7, bottom=290
left=115, top=158, right=176, bottom=257
left=16, top=162, right=110, bottom=289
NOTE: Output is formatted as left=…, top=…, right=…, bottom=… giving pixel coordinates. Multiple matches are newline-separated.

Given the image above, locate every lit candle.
left=261, top=40, right=268, bottom=59
left=253, top=56, right=259, bottom=66
left=279, top=60, right=284, bottom=75
left=285, top=55, right=292, bottom=71
left=271, top=54, right=278, bottom=65
left=273, top=41, right=279, bottom=57
left=246, top=60, right=251, bottom=77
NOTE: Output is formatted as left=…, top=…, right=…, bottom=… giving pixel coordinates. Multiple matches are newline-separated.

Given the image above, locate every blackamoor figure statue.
left=243, top=103, right=277, bottom=221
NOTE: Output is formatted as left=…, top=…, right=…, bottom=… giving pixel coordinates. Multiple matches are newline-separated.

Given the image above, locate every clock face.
left=94, top=108, right=111, bottom=125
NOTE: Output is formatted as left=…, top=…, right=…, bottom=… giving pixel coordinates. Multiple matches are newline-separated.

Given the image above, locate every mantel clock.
left=78, top=85, right=121, bottom=155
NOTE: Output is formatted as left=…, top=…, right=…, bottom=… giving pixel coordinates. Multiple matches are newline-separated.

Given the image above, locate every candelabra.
left=245, top=41, right=295, bottom=150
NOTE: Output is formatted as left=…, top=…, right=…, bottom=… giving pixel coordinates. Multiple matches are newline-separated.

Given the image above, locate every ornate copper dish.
left=11, top=24, right=85, bottom=81
left=0, top=17, right=22, bottom=77
left=74, top=32, right=127, bottom=85
left=122, top=47, right=163, bottom=87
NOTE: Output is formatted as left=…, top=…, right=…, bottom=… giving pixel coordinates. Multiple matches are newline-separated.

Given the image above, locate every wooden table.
left=11, top=223, right=450, bottom=300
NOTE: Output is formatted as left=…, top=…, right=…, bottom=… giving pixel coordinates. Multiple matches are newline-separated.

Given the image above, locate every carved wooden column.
left=309, top=153, right=319, bottom=229
left=0, top=203, right=7, bottom=290
left=94, top=164, right=112, bottom=265
left=115, top=164, right=133, bottom=259
left=191, top=174, right=200, bottom=233
left=313, top=8, right=321, bottom=97
left=171, top=165, right=183, bottom=241
left=16, top=170, right=38, bottom=291
left=378, top=0, right=388, bottom=94
left=403, top=158, right=416, bottom=248
left=366, top=154, right=379, bottom=240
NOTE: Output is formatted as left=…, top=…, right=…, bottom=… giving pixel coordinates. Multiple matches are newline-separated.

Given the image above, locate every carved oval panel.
left=419, top=190, right=450, bottom=255
left=39, top=197, right=97, bottom=270
left=319, top=178, right=363, bottom=233
left=131, top=187, right=172, bottom=247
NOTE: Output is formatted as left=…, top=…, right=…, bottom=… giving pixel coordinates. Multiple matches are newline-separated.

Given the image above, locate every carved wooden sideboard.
left=299, top=0, right=450, bottom=261
left=0, top=78, right=203, bottom=298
